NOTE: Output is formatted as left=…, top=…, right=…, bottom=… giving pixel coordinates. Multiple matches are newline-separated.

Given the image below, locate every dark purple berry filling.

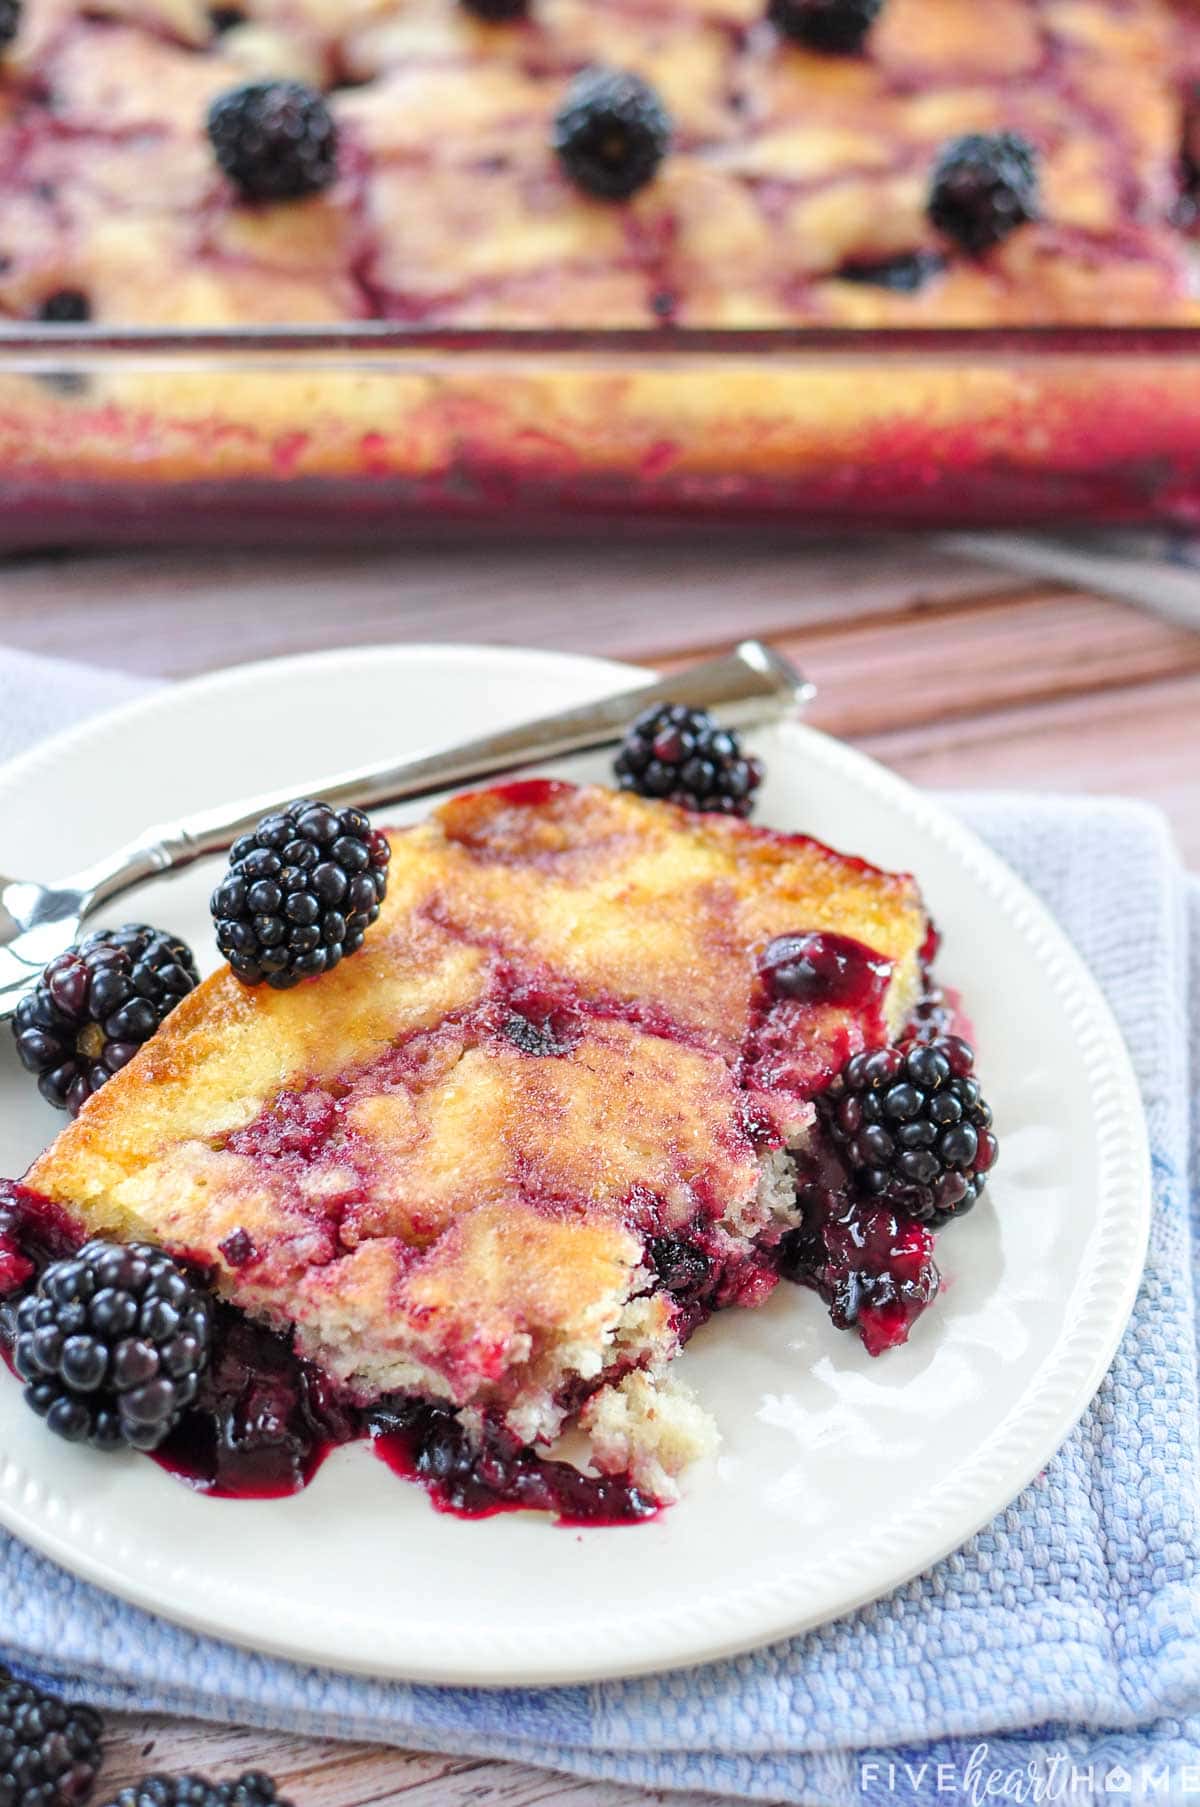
left=758, top=930, right=893, bottom=1010
left=370, top=1396, right=657, bottom=1525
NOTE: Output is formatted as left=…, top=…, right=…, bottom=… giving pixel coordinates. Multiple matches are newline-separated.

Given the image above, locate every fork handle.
left=75, top=641, right=813, bottom=914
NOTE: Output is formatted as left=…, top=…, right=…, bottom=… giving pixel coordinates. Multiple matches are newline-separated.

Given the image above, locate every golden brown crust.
left=28, top=784, right=929, bottom=1410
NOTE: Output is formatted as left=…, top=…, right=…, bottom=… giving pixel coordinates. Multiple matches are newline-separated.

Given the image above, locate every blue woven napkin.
left=0, top=648, right=1197, bottom=1806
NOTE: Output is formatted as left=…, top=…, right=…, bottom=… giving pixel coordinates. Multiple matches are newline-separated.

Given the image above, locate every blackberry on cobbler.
left=12, top=925, right=200, bottom=1117
left=207, top=80, right=338, bottom=202
left=553, top=67, right=672, bottom=200
left=99, top=1772, right=292, bottom=1807
left=460, top=0, right=527, bottom=17
left=0, top=1665, right=103, bottom=1807
left=14, top=1239, right=212, bottom=1452
left=820, top=1034, right=998, bottom=1227
left=767, top=0, right=884, bottom=53
left=613, top=704, right=764, bottom=816
left=211, top=798, right=389, bottom=988
left=927, top=131, right=1039, bottom=254
left=0, top=0, right=19, bottom=51
left=36, top=289, right=91, bottom=325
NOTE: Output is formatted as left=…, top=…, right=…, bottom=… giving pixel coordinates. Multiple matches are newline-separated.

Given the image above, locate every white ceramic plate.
left=0, top=644, right=1149, bottom=1688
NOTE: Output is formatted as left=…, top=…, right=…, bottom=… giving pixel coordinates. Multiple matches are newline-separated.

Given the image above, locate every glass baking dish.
left=2, top=324, right=1200, bottom=547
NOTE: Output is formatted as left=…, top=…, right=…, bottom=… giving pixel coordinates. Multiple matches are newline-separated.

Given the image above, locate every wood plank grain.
left=777, top=591, right=1200, bottom=739
left=857, top=671, right=1200, bottom=863
left=96, top=1714, right=743, bottom=1807
left=0, top=538, right=1015, bottom=677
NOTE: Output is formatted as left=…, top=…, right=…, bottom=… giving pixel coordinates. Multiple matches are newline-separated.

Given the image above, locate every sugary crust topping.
left=2, top=0, right=1200, bottom=325
left=28, top=783, right=929, bottom=1407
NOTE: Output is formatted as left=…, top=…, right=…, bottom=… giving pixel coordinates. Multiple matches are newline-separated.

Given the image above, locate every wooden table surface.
left=1, top=533, right=1197, bottom=1807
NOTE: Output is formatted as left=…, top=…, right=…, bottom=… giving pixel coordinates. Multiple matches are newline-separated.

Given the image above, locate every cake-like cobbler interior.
left=1, top=780, right=953, bottom=1520
left=2, top=0, right=1200, bottom=327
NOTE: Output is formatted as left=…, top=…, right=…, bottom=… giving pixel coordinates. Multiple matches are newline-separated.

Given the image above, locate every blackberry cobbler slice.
left=1, top=781, right=988, bottom=1521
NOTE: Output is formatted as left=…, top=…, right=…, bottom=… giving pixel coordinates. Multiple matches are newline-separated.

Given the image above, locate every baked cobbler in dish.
left=1, top=0, right=1199, bottom=327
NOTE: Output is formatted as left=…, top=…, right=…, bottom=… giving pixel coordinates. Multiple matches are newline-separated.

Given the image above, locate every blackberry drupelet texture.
left=210, top=799, right=390, bottom=988
left=99, top=1774, right=291, bottom=1807
left=207, top=81, right=338, bottom=202
left=36, top=289, right=91, bottom=324
left=927, top=131, right=1039, bottom=253
left=613, top=704, right=764, bottom=816
left=820, top=1034, right=998, bottom=1227
left=14, top=1239, right=212, bottom=1451
left=0, top=1666, right=103, bottom=1807
left=766, top=0, right=884, bottom=52
left=553, top=67, right=672, bottom=200
left=12, top=925, right=200, bottom=1116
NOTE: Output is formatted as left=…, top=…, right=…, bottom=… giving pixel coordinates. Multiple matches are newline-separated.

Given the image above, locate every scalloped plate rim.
left=0, top=641, right=1151, bottom=1687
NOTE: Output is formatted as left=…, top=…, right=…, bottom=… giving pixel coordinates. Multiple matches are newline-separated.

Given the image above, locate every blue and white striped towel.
left=0, top=648, right=1196, bottom=1806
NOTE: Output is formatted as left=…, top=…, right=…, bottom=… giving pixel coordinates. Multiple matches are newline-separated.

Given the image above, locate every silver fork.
left=0, top=640, right=813, bottom=1020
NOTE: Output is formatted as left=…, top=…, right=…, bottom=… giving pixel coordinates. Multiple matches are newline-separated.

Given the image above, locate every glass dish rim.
left=1, top=323, right=1200, bottom=356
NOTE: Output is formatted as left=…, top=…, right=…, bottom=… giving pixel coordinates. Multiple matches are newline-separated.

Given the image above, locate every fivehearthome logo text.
left=859, top=1743, right=1199, bottom=1802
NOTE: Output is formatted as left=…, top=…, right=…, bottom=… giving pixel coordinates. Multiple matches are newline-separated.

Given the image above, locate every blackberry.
left=460, top=0, right=527, bottom=16
left=0, top=0, right=19, bottom=51
left=13, top=1239, right=212, bottom=1453
left=552, top=67, right=671, bottom=201
left=36, top=290, right=91, bottom=325
left=12, top=925, right=200, bottom=1117
left=613, top=704, right=764, bottom=817
left=819, top=1034, right=998, bottom=1228
left=927, top=131, right=1039, bottom=254
left=207, top=81, right=338, bottom=202
left=211, top=798, right=389, bottom=989
left=0, top=1666, right=103, bottom=1807
left=766, top=0, right=883, bottom=52
left=649, top=1235, right=712, bottom=1299
left=837, top=249, right=945, bottom=292
left=99, top=1774, right=291, bottom=1807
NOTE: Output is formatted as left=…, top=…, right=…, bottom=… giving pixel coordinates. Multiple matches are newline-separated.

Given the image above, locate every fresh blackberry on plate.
left=211, top=798, right=390, bottom=989
left=819, top=1034, right=998, bottom=1227
left=13, top=1239, right=212, bottom=1452
left=553, top=67, right=672, bottom=200
left=927, top=131, right=1039, bottom=254
left=207, top=80, right=338, bottom=202
left=99, top=1773, right=291, bottom=1807
left=767, top=0, right=883, bottom=52
left=12, top=925, right=200, bottom=1117
left=0, top=0, right=19, bottom=51
left=613, top=704, right=764, bottom=817
left=0, top=1665, right=103, bottom=1807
